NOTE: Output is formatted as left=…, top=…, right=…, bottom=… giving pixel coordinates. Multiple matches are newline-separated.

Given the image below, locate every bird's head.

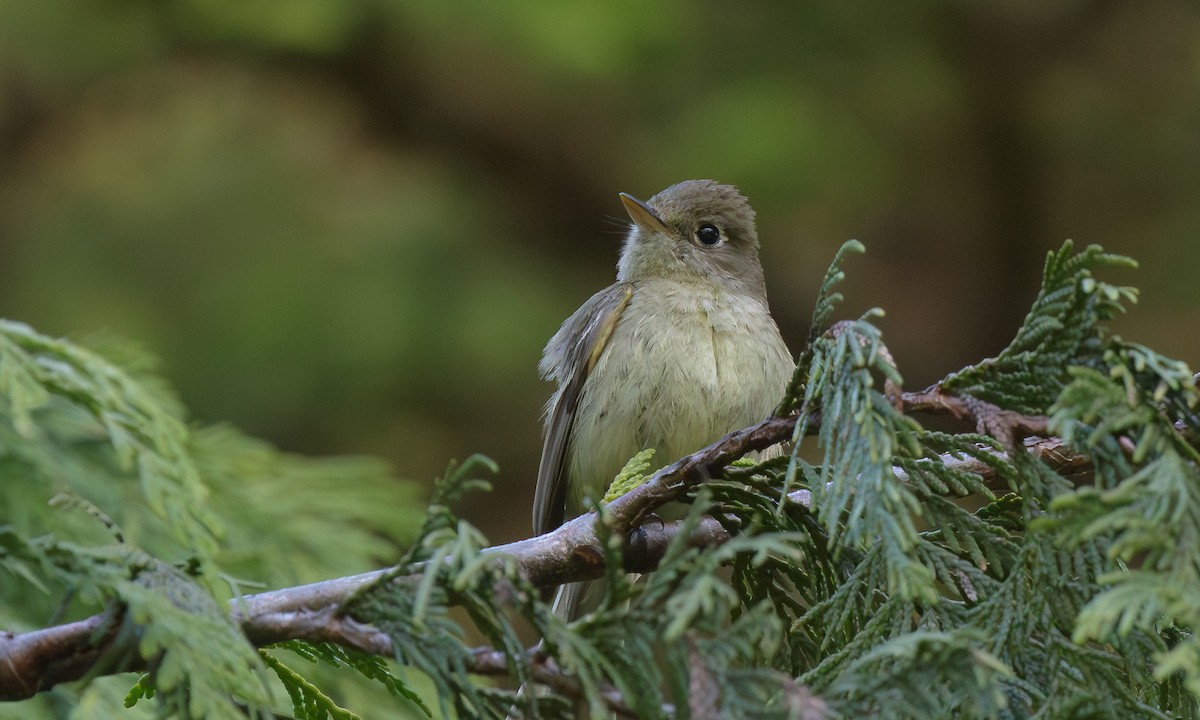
left=616, top=179, right=766, bottom=298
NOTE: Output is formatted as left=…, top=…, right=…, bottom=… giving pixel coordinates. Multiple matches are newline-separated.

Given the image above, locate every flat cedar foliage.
left=2, top=241, right=1199, bottom=719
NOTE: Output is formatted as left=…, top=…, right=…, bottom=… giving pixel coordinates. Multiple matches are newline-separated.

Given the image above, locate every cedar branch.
left=0, top=392, right=1076, bottom=701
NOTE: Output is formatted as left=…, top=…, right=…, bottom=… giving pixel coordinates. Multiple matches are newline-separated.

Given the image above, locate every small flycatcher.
left=535, top=179, right=793, bottom=616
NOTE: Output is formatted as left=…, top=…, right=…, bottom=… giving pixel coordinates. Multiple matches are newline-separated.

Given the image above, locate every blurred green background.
left=1, top=1, right=1198, bottom=545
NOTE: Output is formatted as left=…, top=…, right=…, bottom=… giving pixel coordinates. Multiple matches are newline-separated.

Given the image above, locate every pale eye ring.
left=695, top=224, right=722, bottom=246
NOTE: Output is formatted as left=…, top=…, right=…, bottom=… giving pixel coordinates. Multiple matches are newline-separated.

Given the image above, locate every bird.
left=534, top=179, right=794, bottom=619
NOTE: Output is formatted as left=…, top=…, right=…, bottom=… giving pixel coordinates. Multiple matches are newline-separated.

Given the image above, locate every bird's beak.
left=619, top=192, right=671, bottom=235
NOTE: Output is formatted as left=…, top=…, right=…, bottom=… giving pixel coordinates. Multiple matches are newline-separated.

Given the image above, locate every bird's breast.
left=565, top=280, right=792, bottom=513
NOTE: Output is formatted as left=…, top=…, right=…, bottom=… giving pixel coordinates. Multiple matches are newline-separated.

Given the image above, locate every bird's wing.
left=533, top=282, right=634, bottom=537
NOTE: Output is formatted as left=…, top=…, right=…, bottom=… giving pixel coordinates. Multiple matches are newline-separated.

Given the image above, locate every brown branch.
left=902, top=384, right=1050, bottom=448
left=0, top=392, right=1071, bottom=702
left=241, top=607, right=392, bottom=656
left=0, top=612, right=124, bottom=702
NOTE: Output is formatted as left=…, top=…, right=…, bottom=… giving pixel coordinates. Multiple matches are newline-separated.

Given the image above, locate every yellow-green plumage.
left=534, top=180, right=793, bottom=617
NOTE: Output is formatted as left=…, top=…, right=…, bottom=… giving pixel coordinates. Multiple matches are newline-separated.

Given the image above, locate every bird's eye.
left=695, top=224, right=722, bottom=246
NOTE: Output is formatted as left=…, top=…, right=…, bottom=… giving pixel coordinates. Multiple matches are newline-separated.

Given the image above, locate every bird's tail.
left=550, top=580, right=590, bottom=620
